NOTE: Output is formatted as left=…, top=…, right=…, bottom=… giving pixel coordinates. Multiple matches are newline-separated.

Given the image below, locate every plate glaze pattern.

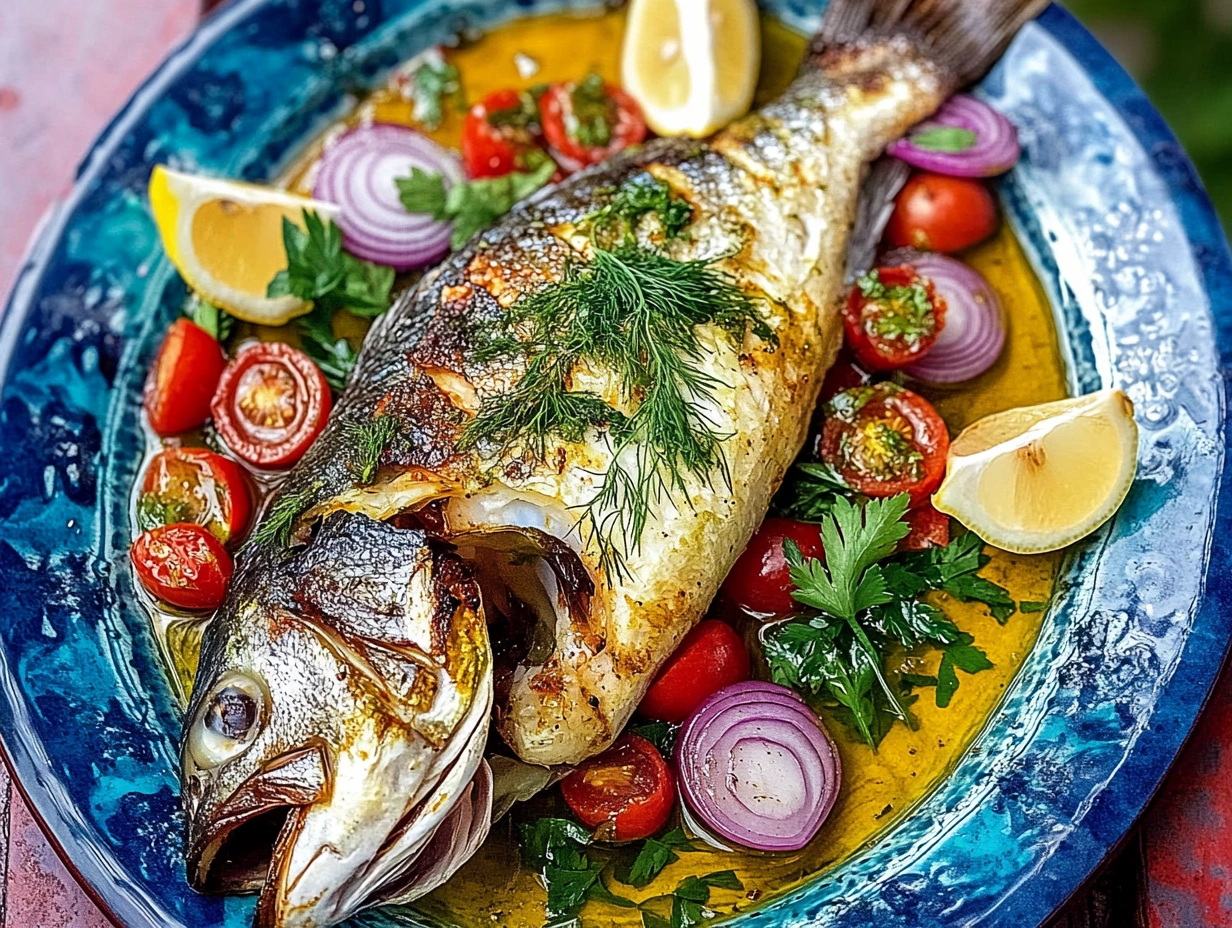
left=0, top=2, right=1229, bottom=928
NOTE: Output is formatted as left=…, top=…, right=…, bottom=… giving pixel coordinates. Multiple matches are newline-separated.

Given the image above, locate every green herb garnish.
left=486, top=90, right=541, bottom=131
left=411, top=57, right=464, bottom=130
left=620, top=827, right=694, bottom=889
left=346, top=415, right=397, bottom=484
left=1019, top=600, right=1050, bottom=613
left=183, top=297, right=233, bottom=342
left=136, top=495, right=191, bottom=531
left=569, top=73, right=614, bottom=147
left=856, top=269, right=937, bottom=347
left=460, top=243, right=774, bottom=579
left=770, top=461, right=854, bottom=521
left=268, top=210, right=395, bottom=318
left=909, top=126, right=979, bottom=153
left=397, top=156, right=556, bottom=250
left=296, top=304, right=359, bottom=392
left=628, top=720, right=679, bottom=757
left=588, top=174, right=694, bottom=242
left=248, top=483, right=320, bottom=549
left=894, top=531, right=1016, bottom=623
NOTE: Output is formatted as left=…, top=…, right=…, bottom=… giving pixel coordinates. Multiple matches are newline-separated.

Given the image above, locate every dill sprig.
left=346, top=415, right=397, bottom=485
left=460, top=244, right=774, bottom=579
left=248, top=483, right=319, bottom=549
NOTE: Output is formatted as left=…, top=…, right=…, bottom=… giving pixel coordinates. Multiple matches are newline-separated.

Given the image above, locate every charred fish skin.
left=181, top=1, right=1047, bottom=924
left=181, top=512, right=492, bottom=927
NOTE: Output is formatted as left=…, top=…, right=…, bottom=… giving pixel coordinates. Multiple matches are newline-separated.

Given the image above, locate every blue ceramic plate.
left=1, top=1, right=1230, bottom=927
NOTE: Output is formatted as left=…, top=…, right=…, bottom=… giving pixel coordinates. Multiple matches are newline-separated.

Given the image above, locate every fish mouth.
left=188, top=743, right=330, bottom=896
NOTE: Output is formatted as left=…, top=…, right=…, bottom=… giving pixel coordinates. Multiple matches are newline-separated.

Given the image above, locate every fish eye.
left=189, top=673, right=268, bottom=769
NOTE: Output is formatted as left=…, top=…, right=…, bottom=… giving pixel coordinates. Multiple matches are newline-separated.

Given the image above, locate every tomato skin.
left=144, top=319, right=228, bottom=437
left=560, top=734, right=675, bottom=842
left=722, top=518, right=826, bottom=617
left=138, top=448, right=252, bottom=544
left=211, top=342, right=331, bottom=469
left=461, top=88, right=546, bottom=179
left=539, top=80, right=647, bottom=173
left=820, top=384, right=949, bottom=509
left=900, top=503, right=950, bottom=551
left=820, top=351, right=875, bottom=404
left=844, top=266, right=947, bottom=371
left=885, top=173, right=998, bottom=253
left=131, top=523, right=233, bottom=610
left=639, top=621, right=751, bottom=723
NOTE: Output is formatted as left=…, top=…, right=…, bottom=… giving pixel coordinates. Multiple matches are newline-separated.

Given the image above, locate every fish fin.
left=813, top=0, right=1050, bottom=88
left=846, top=157, right=912, bottom=284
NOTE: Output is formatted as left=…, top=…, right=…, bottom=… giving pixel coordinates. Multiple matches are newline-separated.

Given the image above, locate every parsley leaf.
left=909, top=126, right=978, bottom=153
left=268, top=210, right=394, bottom=317
left=642, top=913, right=672, bottom=928
left=936, top=652, right=960, bottom=708
left=628, top=721, right=678, bottom=758
left=398, top=156, right=556, bottom=249
left=519, top=817, right=592, bottom=869
left=411, top=56, right=464, bottom=130
left=1020, top=600, right=1050, bottom=613
left=296, top=304, right=359, bottom=391
left=770, top=461, right=855, bottom=522
left=897, top=532, right=1016, bottom=622
left=934, top=635, right=993, bottom=708
left=621, top=827, right=693, bottom=889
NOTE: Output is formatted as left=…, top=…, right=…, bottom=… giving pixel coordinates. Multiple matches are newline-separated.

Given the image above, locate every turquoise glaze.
left=0, top=2, right=1229, bottom=927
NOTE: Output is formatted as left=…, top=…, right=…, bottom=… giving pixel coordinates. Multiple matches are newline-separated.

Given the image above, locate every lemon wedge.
left=149, top=165, right=340, bottom=326
left=933, top=389, right=1139, bottom=554
left=621, top=0, right=760, bottom=138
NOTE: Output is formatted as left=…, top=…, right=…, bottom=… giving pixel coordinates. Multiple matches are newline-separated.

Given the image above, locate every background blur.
left=1068, top=0, right=1232, bottom=227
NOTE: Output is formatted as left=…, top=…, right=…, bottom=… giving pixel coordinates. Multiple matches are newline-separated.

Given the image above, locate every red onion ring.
left=888, top=95, right=1020, bottom=178
left=883, top=248, right=1006, bottom=384
left=675, top=681, right=841, bottom=852
left=314, top=123, right=463, bottom=271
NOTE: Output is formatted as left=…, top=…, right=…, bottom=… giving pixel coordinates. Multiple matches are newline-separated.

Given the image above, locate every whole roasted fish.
left=181, top=0, right=1045, bottom=924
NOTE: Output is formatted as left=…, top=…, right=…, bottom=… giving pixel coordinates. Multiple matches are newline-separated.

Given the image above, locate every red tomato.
left=885, top=173, right=998, bottom=253
left=900, top=503, right=950, bottom=551
left=211, top=343, right=331, bottom=469
left=130, top=523, right=233, bottom=610
left=144, top=319, right=228, bottom=437
left=820, top=350, right=875, bottom=403
left=639, top=621, right=750, bottom=723
left=844, top=265, right=947, bottom=371
left=539, top=76, right=647, bottom=173
left=820, top=383, right=949, bottom=508
left=722, top=518, right=825, bottom=617
left=560, top=734, right=675, bottom=842
left=138, top=448, right=252, bottom=544
left=461, top=88, right=548, bottom=179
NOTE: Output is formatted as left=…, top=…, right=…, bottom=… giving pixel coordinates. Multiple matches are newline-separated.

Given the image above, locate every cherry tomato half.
left=900, top=503, right=950, bottom=552
left=539, top=76, right=647, bottom=174
left=820, top=350, right=875, bottom=404
left=884, top=173, right=998, bottom=254
left=722, top=518, right=825, bottom=617
left=144, top=319, right=228, bottom=438
left=131, top=523, right=233, bottom=611
left=844, top=265, right=947, bottom=371
left=639, top=620, right=751, bottom=723
left=138, top=448, right=252, bottom=544
left=461, top=88, right=549, bottom=179
left=820, top=383, right=949, bottom=508
left=211, top=342, right=331, bottom=469
left=560, top=734, right=675, bottom=842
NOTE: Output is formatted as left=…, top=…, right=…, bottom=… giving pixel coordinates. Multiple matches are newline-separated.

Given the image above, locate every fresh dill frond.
left=459, top=243, right=775, bottom=579
left=346, top=415, right=397, bottom=485
left=249, top=484, right=319, bottom=549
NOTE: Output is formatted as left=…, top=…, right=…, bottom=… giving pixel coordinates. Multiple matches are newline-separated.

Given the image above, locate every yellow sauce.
left=148, top=10, right=1069, bottom=927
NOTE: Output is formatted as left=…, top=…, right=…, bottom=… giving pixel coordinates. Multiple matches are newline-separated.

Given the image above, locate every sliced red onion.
left=314, top=123, right=462, bottom=271
left=883, top=248, right=1006, bottom=384
left=888, top=95, right=1020, bottom=178
left=675, top=681, right=840, bottom=852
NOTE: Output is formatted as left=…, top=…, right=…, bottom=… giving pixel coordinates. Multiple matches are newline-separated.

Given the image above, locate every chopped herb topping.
left=569, top=73, right=614, bottom=148
left=588, top=173, right=694, bottom=242
left=397, top=156, right=556, bottom=249
left=765, top=496, right=1009, bottom=746
left=856, top=269, right=938, bottom=347
left=839, top=415, right=924, bottom=482
left=486, top=89, right=542, bottom=131
left=411, top=56, right=464, bottom=130
left=909, top=126, right=979, bottom=153
left=460, top=243, right=774, bottom=579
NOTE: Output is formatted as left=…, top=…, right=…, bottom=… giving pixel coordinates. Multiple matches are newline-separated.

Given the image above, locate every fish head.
left=181, top=510, right=493, bottom=928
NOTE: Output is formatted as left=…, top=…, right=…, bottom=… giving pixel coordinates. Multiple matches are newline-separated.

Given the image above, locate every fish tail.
left=811, top=0, right=1049, bottom=89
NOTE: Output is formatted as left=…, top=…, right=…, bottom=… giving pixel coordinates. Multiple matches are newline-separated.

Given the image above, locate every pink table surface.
left=1, top=3, right=1230, bottom=927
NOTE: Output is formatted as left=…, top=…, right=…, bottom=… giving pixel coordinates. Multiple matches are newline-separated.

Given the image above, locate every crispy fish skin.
left=182, top=1, right=1047, bottom=923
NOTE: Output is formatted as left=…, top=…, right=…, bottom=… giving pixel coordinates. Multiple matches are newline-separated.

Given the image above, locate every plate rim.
left=0, top=3, right=1230, bottom=928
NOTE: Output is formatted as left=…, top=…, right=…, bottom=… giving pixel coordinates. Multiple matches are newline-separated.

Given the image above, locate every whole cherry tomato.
left=539, top=76, right=647, bottom=174
left=138, top=448, right=252, bottom=544
left=130, top=523, right=233, bottom=610
left=844, top=265, right=947, bottom=371
left=820, top=383, right=949, bottom=508
left=211, top=342, right=331, bottom=469
left=638, top=620, right=751, bottom=723
left=900, top=503, right=951, bottom=551
left=461, top=88, right=550, bottom=179
left=560, top=734, right=675, bottom=842
left=885, top=173, right=998, bottom=253
left=722, top=518, right=826, bottom=617
left=144, top=319, right=228, bottom=437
